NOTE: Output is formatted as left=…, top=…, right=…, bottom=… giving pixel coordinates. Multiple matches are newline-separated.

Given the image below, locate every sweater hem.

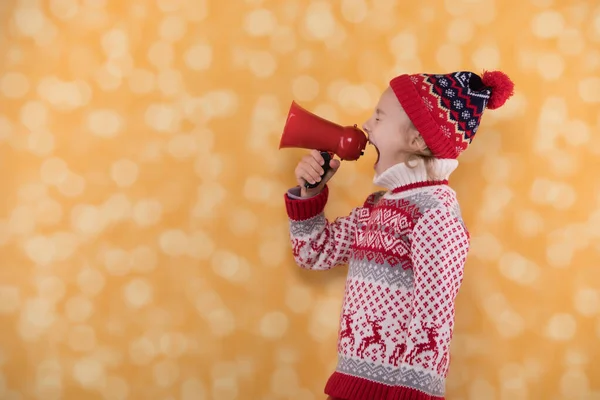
left=324, top=371, right=444, bottom=400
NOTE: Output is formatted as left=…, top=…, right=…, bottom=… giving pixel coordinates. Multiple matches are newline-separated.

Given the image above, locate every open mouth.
left=369, top=141, right=380, bottom=164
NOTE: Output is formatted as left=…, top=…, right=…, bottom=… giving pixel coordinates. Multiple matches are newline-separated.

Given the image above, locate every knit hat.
left=389, top=71, right=514, bottom=159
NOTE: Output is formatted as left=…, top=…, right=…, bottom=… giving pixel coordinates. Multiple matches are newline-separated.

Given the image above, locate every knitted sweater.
left=284, top=159, right=470, bottom=400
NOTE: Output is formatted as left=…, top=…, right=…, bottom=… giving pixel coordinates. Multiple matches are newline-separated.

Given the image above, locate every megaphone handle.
left=305, top=151, right=332, bottom=189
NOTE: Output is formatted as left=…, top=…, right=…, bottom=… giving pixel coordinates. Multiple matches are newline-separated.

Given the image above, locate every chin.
left=370, top=143, right=381, bottom=169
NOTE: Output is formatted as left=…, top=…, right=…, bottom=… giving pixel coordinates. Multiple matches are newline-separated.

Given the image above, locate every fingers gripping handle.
left=304, top=151, right=331, bottom=189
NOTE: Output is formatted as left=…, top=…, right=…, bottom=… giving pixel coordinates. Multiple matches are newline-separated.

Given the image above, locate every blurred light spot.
left=129, top=337, right=156, bottom=365
left=159, top=230, right=189, bottom=256
left=304, top=2, right=336, bottom=40
left=244, top=9, right=277, bottom=36
left=0, top=286, right=20, bottom=314
left=579, top=77, right=600, bottom=103
left=101, top=376, right=129, bottom=400
left=68, top=325, right=97, bottom=352
left=73, top=357, right=104, bottom=388
left=537, top=52, right=565, bottom=80
left=531, top=10, right=565, bottom=38
left=185, top=44, right=212, bottom=71
left=181, top=378, right=207, bottom=400
left=71, top=205, right=105, bottom=236
left=206, top=308, right=236, bottom=337
left=56, top=172, right=86, bottom=197
left=249, top=51, right=277, bottom=78
left=133, top=199, right=163, bottom=226
left=560, top=370, right=590, bottom=398
left=546, top=313, right=577, bottom=341
left=159, top=15, right=187, bottom=41
left=447, top=18, right=474, bottom=44
left=292, top=75, right=320, bottom=102
left=25, top=235, right=56, bottom=266
left=50, top=0, right=79, bottom=19
left=128, top=69, right=155, bottom=94
left=573, top=289, right=600, bottom=317
left=130, top=246, right=158, bottom=273
left=20, top=101, right=48, bottom=131
left=77, top=268, right=105, bottom=297
left=124, top=278, right=153, bottom=308
left=148, top=41, right=174, bottom=70
left=1, top=72, right=30, bottom=98
left=87, top=109, right=122, bottom=138
left=167, top=134, right=197, bottom=158
left=15, top=7, right=46, bottom=36
left=65, top=295, right=94, bottom=322
left=153, top=359, right=179, bottom=388
left=101, top=28, right=128, bottom=57
left=36, top=276, right=65, bottom=303
left=436, top=44, right=463, bottom=70
left=40, top=157, right=68, bottom=185
left=341, top=0, right=368, bottom=23
left=110, top=159, right=139, bottom=187
left=144, top=103, right=180, bottom=133
left=498, top=252, right=540, bottom=285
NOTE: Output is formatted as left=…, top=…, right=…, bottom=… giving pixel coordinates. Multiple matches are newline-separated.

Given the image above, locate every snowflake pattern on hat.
left=422, top=72, right=490, bottom=146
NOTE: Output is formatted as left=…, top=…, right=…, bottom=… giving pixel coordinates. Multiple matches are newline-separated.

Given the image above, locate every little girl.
left=283, top=70, right=514, bottom=400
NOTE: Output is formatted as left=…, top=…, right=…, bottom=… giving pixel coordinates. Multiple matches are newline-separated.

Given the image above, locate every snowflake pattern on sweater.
left=284, top=160, right=470, bottom=400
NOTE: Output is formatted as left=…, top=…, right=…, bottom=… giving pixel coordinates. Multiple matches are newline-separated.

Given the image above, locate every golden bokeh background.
left=1, top=0, right=599, bottom=399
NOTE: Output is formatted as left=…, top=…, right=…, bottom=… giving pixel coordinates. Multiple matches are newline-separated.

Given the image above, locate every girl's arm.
left=401, top=207, right=470, bottom=381
left=284, top=185, right=375, bottom=271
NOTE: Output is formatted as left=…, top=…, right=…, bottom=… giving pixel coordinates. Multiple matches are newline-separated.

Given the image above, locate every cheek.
left=399, top=131, right=410, bottom=145
left=379, top=125, right=409, bottom=150
left=394, top=126, right=410, bottom=144
left=380, top=124, right=401, bottom=142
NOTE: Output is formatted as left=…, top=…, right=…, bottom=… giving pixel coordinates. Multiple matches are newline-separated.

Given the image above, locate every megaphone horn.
left=279, top=101, right=368, bottom=189
left=279, top=101, right=368, bottom=161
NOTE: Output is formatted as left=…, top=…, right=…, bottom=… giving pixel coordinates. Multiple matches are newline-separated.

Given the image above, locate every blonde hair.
left=407, top=148, right=440, bottom=181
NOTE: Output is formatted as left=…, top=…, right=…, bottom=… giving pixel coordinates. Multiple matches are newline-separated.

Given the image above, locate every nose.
left=362, top=121, right=370, bottom=135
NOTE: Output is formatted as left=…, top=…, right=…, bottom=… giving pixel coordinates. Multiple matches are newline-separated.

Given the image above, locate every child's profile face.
left=362, top=87, right=424, bottom=174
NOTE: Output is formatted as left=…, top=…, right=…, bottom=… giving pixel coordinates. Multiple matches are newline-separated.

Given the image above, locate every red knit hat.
left=389, top=71, right=514, bottom=159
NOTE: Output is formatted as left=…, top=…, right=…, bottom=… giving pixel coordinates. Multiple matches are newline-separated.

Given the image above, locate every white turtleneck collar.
left=372, top=158, right=459, bottom=191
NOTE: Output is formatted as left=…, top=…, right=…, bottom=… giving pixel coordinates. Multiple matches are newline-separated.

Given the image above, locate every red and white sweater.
left=284, top=159, right=470, bottom=400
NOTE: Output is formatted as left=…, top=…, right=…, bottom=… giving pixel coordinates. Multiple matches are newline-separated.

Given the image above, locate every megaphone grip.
left=305, top=151, right=331, bottom=189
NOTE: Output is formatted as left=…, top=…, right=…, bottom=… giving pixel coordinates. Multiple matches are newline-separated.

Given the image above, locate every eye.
left=375, top=118, right=380, bottom=122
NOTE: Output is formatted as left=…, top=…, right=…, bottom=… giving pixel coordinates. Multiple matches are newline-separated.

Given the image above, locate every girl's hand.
left=294, top=150, right=341, bottom=198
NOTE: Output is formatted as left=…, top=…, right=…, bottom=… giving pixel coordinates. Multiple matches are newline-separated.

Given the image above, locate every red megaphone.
left=279, top=101, right=368, bottom=161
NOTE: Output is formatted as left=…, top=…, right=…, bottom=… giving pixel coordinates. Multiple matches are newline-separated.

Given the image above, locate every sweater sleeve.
left=284, top=185, right=361, bottom=271
left=402, top=207, right=470, bottom=379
